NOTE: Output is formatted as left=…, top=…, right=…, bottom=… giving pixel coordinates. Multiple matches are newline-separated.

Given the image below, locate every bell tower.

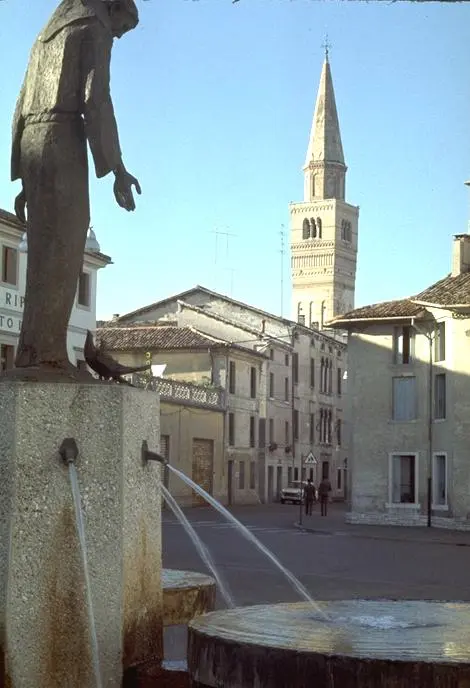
left=289, top=44, right=358, bottom=329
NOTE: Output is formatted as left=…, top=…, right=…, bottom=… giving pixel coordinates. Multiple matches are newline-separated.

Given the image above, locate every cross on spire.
left=321, top=34, right=331, bottom=62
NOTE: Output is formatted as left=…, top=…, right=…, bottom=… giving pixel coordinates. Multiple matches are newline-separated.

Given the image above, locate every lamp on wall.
left=85, top=226, right=101, bottom=253
left=18, top=232, right=28, bottom=253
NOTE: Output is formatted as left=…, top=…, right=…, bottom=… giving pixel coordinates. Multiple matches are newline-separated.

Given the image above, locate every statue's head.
left=106, top=0, right=139, bottom=38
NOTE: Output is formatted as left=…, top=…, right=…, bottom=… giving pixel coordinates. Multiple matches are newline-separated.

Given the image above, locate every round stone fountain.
left=187, top=600, right=470, bottom=687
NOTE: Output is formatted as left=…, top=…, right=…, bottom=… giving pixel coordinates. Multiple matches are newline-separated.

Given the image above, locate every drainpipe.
left=210, top=346, right=228, bottom=505
left=411, top=319, right=434, bottom=528
left=427, top=333, right=433, bottom=528
left=224, top=346, right=230, bottom=505
left=290, top=327, right=302, bottom=526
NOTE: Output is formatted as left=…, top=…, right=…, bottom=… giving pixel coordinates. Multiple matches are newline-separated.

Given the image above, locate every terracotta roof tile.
left=331, top=299, right=423, bottom=323
left=329, top=270, right=470, bottom=327
left=96, top=325, right=266, bottom=358
left=415, top=273, right=470, bottom=306
left=96, top=326, right=222, bottom=351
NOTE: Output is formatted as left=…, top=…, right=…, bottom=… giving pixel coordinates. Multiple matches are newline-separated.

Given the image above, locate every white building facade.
left=0, top=208, right=110, bottom=369
left=330, top=234, right=470, bottom=529
left=116, top=286, right=348, bottom=503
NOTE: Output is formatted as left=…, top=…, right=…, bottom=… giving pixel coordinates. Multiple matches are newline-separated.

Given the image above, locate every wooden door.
left=192, top=439, right=214, bottom=506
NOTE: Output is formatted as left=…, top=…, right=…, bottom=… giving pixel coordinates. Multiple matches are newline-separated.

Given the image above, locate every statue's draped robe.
left=11, top=0, right=122, bottom=369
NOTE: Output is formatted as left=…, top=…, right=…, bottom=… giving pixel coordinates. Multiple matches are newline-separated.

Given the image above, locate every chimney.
left=112, top=313, right=120, bottom=322
left=452, top=235, right=470, bottom=277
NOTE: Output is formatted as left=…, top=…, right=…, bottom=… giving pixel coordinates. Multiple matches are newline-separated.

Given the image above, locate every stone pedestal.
left=0, top=382, right=163, bottom=688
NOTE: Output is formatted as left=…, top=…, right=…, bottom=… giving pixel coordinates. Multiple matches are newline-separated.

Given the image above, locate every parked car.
left=280, top=481, right=307, bottom=504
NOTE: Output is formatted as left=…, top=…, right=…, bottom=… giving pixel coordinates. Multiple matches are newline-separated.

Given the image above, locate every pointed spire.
left=304, top=47, right=345, bottom=169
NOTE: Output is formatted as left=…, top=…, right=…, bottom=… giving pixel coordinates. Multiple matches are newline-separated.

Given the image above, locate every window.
left=327, top=411, right=332, bottom=444
left=269, top=348, right=274, bottom=360
left=228, top=413, right=235, bottom=446
left=316, top=218, right=322, bottom=238
left=287, top=466, right=293, bottom=486
left=239, top=461, right=245, bottom=490
left=284, top=377, right=289, bottom=402
left=0, top=344, right=14, bottom=371
left=292, top=353, right=299, bottom=384
left=250, top=366, right=257, bottom=398
left=293, top=409, right=299, bottom=441
left=393, top=326, right=413, bottom=365
left=337, top=367, right=342, bottom=395
left=269, top=372, right=275, bottom=398
left=392, top=376, right=417, bottom=421
left=269, top=418, right=274, bottom=444
left=433, top=453, right=447, bottom=507
left=337, top=468, right=342, bottom=490
left=322, top=461, right=329, bottom=480
left=285, top=354, right=289, bottom=366
left=302, top=218, right=310, bottom=240
left=249, top=416, right=256, bottom=448
left=434, top=322, right=446, bottom=362
left=309, top=413, right=314, bottom=444
left=310, top=358, right=315, bottom=388
left=285, top=421, right=290, bottom=446
left=250, top=461, right=256, bottom=490
left=229, top=361, right=236, bottom=394
left=337, top=418, right=342, bottom=446
left=320, top=358, right=325, bottom=392
left=258, top=418, right=266, bottom=448
left=2, top=246, right=17, bottom=286
left=434, top=374, right=446, bottom=420
left=78, top=271, right=91, bottom=308
left=294, top=467, right=299, bottom=481
left=319, top=409, right=324, bottom=443
left=328, top=360, right=333, bottom=394
left=309, top=468, right=314, bottom=481
left=340, top=219, right=352, bottom=242
left=390, top=454, right=417, bottom=504
left=310, top=218, right=317, bottom=238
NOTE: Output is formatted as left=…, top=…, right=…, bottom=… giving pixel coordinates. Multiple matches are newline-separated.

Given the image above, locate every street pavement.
left=162, top=501, right=470, bottom=660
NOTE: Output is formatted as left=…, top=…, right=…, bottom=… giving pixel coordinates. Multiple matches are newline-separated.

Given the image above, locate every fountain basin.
left=188, top=600, right=470, bottom=687
left=163, top=569, right=216, bottom=626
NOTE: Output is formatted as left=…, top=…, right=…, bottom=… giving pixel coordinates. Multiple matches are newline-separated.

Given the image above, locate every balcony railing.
left=127, top=374, right=224, bottom=409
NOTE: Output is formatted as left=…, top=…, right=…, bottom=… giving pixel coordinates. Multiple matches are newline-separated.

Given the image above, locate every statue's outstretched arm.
left=80, top=21, right=141, bottom=211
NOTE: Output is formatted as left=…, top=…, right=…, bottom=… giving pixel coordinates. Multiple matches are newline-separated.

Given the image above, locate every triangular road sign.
left=304, top=452, right=317, bottom=465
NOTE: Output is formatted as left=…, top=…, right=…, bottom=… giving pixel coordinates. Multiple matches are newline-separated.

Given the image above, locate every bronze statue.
left=10, top=0, right=141, bottom=381
left=84, top=330, right=151, bottom=384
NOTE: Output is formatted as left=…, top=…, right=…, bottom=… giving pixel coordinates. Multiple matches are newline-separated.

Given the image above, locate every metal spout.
left=141, top=440, right=168, bottom=465
left=59, top=437, right=79, bottom=465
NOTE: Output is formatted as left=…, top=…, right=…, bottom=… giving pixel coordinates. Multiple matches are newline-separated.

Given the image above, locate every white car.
left=280, top=481, right=307, bottom=505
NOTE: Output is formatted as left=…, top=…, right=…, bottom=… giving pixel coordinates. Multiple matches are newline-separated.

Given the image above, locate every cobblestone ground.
left=162, top=502, right=470, bottom=663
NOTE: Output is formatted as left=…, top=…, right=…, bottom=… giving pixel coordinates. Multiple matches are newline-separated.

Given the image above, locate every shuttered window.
left=392, top=377, right=416, bottom=421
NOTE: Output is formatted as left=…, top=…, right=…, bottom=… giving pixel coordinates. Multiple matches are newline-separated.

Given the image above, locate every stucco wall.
left=160, top=401, right=225, bottom=506
left=348, top=314, right=470, bottom=526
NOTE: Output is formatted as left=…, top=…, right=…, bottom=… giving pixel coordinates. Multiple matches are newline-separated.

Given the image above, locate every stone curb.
left=293, top=522, right=470, bottom=548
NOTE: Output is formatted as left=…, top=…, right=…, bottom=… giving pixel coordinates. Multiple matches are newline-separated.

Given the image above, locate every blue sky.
left=1, top=0, right=469, bottom=320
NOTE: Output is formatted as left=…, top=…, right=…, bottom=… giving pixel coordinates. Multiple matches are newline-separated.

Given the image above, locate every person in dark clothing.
left=318, top=478, right=332, bottom=516
left=304, top=479, right=316, bottom=516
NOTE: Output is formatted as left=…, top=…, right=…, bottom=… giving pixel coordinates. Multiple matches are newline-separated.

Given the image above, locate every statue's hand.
left=113, top=168, right=142, bottom=212
left=14, top=188, right=27, bottom=223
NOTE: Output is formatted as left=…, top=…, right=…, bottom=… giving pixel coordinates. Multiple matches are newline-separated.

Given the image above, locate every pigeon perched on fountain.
left=84, top=330, right=151, bottom=385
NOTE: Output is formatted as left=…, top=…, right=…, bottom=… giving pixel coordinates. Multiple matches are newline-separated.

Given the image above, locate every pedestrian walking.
left=304, top=479, right=316, bottom=516
left=318, top=477, right=332, bottom=516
